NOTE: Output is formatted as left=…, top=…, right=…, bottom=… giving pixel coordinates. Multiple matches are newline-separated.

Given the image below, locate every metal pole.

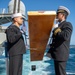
left=5, top=42, right=9, bottom=75
left=5, top=58, right=9, bottom=75
left=22, top=21, right=27, bottom=46
left=24, top=32, right=27, bottom=45
left=18, top=0, right=20, bottom=13
left=13, top=0, right=17, bottom=13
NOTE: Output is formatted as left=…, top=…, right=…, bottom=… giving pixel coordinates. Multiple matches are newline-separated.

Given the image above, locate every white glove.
left=20, top=29, right=25, bottom=34
left=53, top=24, right=58, bottom=28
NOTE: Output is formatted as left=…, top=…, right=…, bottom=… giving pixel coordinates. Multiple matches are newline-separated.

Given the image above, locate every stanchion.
left=5, top=42, right=9, bottom=75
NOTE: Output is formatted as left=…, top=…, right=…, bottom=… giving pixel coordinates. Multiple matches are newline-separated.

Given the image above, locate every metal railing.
left=0, top=8, right=8, bottom=14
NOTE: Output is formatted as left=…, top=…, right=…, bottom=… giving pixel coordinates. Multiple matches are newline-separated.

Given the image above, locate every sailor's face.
left=56, top=13, right=63, bottom=22
left=16, top=16, right=24, bottom=25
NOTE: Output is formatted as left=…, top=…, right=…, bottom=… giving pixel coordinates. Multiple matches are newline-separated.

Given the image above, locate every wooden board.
left=28, top=11, right=56, bottom=61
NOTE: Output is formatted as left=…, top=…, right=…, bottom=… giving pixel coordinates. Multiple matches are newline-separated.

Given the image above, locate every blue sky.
left=0, top=0, right=75, bottom=45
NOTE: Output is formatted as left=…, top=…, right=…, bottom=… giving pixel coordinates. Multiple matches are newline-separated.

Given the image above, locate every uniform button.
left=52, top=46, right=54, bottom=48
left=53, top=38, right=55, bottom=39
left=53, top=42, right=55, bottom=44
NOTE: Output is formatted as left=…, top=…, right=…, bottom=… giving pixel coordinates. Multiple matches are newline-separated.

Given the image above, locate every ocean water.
left=0, top=47, right=75, bottom=75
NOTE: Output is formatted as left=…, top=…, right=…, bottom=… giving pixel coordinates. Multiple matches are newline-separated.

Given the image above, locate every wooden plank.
left=28, top=11, right=56, bottom=61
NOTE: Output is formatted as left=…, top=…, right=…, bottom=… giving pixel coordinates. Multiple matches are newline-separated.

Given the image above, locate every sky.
left=0, top=0, right=75, bottom=45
